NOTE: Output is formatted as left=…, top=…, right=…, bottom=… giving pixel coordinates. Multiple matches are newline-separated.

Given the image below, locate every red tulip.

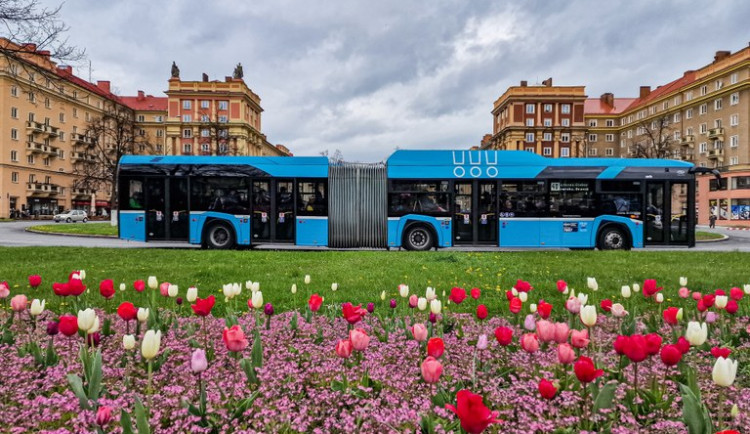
left=509, top=297, right=522, bottom=314
left=494, top=326, right=513, bottom=346
left=470, top=287, right=481, bottom=300
left=645, top=333, right=662, bottom=356
left=52, top=282, right=69, bottom=297
left=67, top=278, right=86, bottom=297
left=600, top=299, right=612, bottom=313
left=505, top=290, right=514, bottom=301
left=729, top=287, right=743, bottom=301
left=538, top=379, right=557, bottom=400
left=662, top=307, right=680, bottom=325
left=117, top=302, right=137, bottom=322
left=514, top=279, right=532, bottom=292
left=28, top=274, right=42, bottom=288
left=537, top=301, right=552, bottom=319
left=725, top=300, right=738, bottom=315
left=642, top=279, right=662, bottom=297
left=613, top=335, right=628, bottom=355
left=308, top=294, right=323, bottom=312
left=191, top=295, right=215, bottom=317
left=660, top=344, right=682, bottom=366
left=133, top=280, right=146, bottom=292
left=711, top=346, right=732, bottom=359
left=702, top=294, right=715, bottom=308
left=476, top=305, right=488, bottom=320
left=696, top=298, right=707, bottom=312
left=676, top=337, right=691, bottom=354
left=556, top=280, right=567, bottom=292
left=341, top=302, right=366, bottom=324
left=715, top=289, right=726, bottom=296
left=58, top=315, right=78, bottom=337
left=715, top=430, right=740, bottom=434
left=99, top=279, right=115, bottom=300
left=445, top=389, right=502, bottom=434
left=335, top=339, right=353, bottom=358
left=623, top=335, right=648, bottom=363
left=574, top=356, right=604, bottom=383
left=427, top=337, right=444, bottom=358
left=222, top=325, right=249, bottom=353
left=421, top=356, right=443, bottom=384
left=449, top=287, right=467, bottom=305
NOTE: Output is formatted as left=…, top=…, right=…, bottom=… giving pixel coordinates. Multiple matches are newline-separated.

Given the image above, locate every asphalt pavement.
left=1, top=220, right=748, bottom=251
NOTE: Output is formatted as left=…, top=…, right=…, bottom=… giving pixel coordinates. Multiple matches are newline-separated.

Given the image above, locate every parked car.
left=53, top=209, right=88, bottom=223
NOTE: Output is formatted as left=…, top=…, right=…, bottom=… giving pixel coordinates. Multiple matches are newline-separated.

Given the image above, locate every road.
left=0, top=221, right=748, bottom=251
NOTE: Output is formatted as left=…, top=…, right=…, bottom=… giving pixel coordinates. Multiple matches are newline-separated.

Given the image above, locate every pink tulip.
left=160, top=282, right=171, bottom=297
left=523, top=314, right=536, bottom=331
left=704, top=311, right=718, bottom=324
left=222, top=325, right=249, bottom=353
left=536, top=320, right=555, bottom=343
left=335, top=339, right=353, bottom=358
left=570, top=329, right=590, bottom=349
left=0, top=282, right=9, bottom=299
left=95, top=406, right=113, bottom=427
left=411, top=323, right=428, bottom=342
left=553, top=322, right=570, bottom=344
left=691, top=291, right=702, bottom=301
left=565, top=296, right=581, bottom=314
left=10, top=294, right=27, bottom=312
left=408, top=294, right=418, bottom=308
left=678, top=287, right=690, bottom=298
left=349, top=328, right=370, bottom=351
left=520, top=333, right=539, bottom=353
left=421, top=356, right=443, bottom=384
left=557, top=343, right=576, bottom=364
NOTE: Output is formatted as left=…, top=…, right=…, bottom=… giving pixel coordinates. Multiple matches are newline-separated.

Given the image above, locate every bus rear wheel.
left=403, top=225, right=434, bottom=251
left=598, top=226, right=629, bottom=250
left=205, top=223, right=235, bottom=249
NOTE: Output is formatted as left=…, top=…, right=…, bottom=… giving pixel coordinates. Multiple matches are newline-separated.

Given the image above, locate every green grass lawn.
left=0, top=218, right=14, bottom=222
left=29, top=223, right=117, bottom=237
left=1, top=248, right=748, bottom=317
left=695, top=231, right=725, bottom=241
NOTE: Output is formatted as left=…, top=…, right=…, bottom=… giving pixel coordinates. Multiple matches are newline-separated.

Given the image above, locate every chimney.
left=137, top=90, right=145, bottom=101
left=520, top=80, right=528, bottom=87
left=639, top=86, right=651, bottom=99
left=600, top=92, right=614, bottom=107
left=57, top=65, right=73, bottom=75
left=23, top=43, right=37, bottom=52
left=96, top=80, right=111, bottom=93
left=541, top=77, right=553, bottom=87
left=202, top=73, right=208, bottom=82
left=714, top=50, right=731, bottom=63
left=38, top=50, right=51, bottom=60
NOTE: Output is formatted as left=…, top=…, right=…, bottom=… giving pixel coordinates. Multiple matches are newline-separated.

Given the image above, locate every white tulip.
left=141, top=330, right=162, bottom=360
left=621, top=285, right=632, bottom=299
left=380, top=290, right=386, bottom=301
left=331, top=283, right=338, bottom=292
left=168, top=284, right=178, bottom=298
left=511, top=287, right=518, bottom=297
left=744, top=284, right=750, bottom=295
left=587, top=277, right=598, bottom=291
left=137, top=307, right=150, bottom=322
left=304, top=275, right=311, bottom=285
left=655, top=293, right=664, bottom=304
left=291, top=284, right=297, bottom=294
left=632, top=283, right=640, bottom=294
left=676, top=308, right=684, bottom=321
left=222, top=284, right=233, bottom=300
left=251, top=291, right=263, bottom=309
left=88, top=316, right=100, bottom=334
left=245, top=280, right=253, bottom=290
left=233, top=283, right=242, bottom=297
left=562, top=286, right=569, bottom=295
left=580, top=305, right=597, bottom=327
left=148, top=276, right=158, bottom=289
left=30, top=299, right=45, bottom=316
left=186, top=286, right=198, bottom=303
left=77, top=308, right=96, bottom=333
left=685, top=321, right=708, bottom=346
left=518, top=291, right=528, bottom=303
left=119, top=283, right=126, bottom=291
left=417, top=297, right=427, bottom=311
left=123, top=334, right=136, bottom=350
left=715, top=295, right=728, bottom=309
left=731, top=404, right=740, bottom=419
left=251, top=282, right=259, bottom=292
left=679, top=276, right=688, bottom=287
left=569, top=288, right=576, bottom=298
left=577, top=292, right=588, bottom=306
left=425, top=287, right=436, bottom=301
left=71, top=273, right=81, bottom=280
left=79, top=270, right=86, bottom=280
left=529, top=303, right=537, bottom=313
left=399, top=284, right=409, bottom=298
left=430, top=299, right=442, bottom=314
left=712, top=357, right=738, bottom=387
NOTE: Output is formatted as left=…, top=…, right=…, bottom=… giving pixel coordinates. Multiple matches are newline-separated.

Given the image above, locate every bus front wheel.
left=205, top=223, right=235, bottom=249
left=598, top=226, right=629, bottom=250
left=403, top=225, right=434, bottom=251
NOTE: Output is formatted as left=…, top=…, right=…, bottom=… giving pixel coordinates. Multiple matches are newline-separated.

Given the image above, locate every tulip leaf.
left=593, top=382, right=617, bottom=413
left=240, top=357, right=258, bottom=385
left=0, top=327, right=14, bottom=345
left=45, top=338, right=58, bottom=367
left=679, top=383, right=710, bottom=434
left=251, top=329, right=263, bottom=369
left=290, top=311, right=298, bottom=331
left=231, top=391, right=259, bottom=420
left=66, top=374, right=91, bottom=410
left=102, top=318, right=113, bottom=336
left=134, top=396, right=151, bottom=434
left=87, top=350, right=103, bottom=401
left=120, top=409, right=134, bottom=434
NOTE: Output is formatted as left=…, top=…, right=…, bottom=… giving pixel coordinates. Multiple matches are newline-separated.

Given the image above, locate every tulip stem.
left=633, top=363, right=639, bottom=424
left=202, top=316, right=208, bottom=356
left=147, top=360, right=153, bottom=410
left=718, top=388, right=724, bottom=431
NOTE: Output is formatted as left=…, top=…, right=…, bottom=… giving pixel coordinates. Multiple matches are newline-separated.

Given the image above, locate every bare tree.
left=627, top=115, right=676, bottom=159
left=73, top=102, right=153, bottom=210
left=0, top=0, right=83, bottom=60
left=320, top=149, right=344, bottom=163
left=196, top=107, right=240, bottom=155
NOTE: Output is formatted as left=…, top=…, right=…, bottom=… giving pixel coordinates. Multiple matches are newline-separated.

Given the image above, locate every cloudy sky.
left=42, top=0, right=750, bottom=161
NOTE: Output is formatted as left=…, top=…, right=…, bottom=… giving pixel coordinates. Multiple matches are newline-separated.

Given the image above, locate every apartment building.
left=120, top=91, right=168, bottom=155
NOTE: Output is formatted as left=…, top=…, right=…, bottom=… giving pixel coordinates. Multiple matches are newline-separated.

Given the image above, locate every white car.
left=54, top=209, right=88, bottom=223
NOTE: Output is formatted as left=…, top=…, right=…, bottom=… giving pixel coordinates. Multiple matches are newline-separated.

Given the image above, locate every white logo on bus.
left=452, top=151, right=499, bottom=178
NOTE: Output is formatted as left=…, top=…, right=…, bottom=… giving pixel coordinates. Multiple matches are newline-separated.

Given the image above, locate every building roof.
left=623, top=72, right=697, bottom=112
left=53, top=66, right=123, bottom=103
left=584, top=98, right=637, bottom=115
left=120, top=92, right=168, bottom=111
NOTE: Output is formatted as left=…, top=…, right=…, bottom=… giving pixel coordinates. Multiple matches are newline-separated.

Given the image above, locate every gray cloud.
left=42, top=0, right=750, bottom=161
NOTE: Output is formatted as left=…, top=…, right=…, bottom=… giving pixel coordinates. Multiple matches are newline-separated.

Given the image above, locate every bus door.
left=453, top=181, right=473, bottom=244
left=275, top=180, right=295, bottom=242
left=145, top=177, right=188, bottom=241
left=645, top=180, right=692, bottom=245
left=252, top=179, right=295, bottom=243
left=453, top=181, right=497, bottom=245
left=252, top=180, right=271, bottom=241
left=645, top=182, right=665, bottom=244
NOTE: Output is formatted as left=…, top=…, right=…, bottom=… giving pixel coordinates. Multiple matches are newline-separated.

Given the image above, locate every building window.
left=700, top=85, right=707, bottom=96
left=154, top=115, right=163, bottom=122
left=662, top=101, right=669, bottom=110
left=649, top=106, right=656, bottom=115
left=684, top=91, right=693, bottom=101
left=560, top=147, right=570, bottom=157
left=28, top=92, right=35, bottom=103
left=714, top=98, right=723, bottom=110
left=182, top=114, right=192, bottom=122
left=730, top=114, right=739, bottom=126
left=686, top=127, right=694, bottom=136
left=138, top=129, right=145, bottom=136
left=674, top=131, right=681, bottom=140
left=730, top=92, right=739, bottom=105
left=606, top=119, right=614, bottom=127
left=200, top=115, right=209, bottom=122
left=44, top=97, right=50, bottom=108
left=525, top=118, right=534, bottom=127
left=10, top=86, right=18, bottom=97
left=11, top=172, right=18, bottom=183
left=218, top=101, right=228, bottom=110
left=716, top=80, right=723, bottom=90
left=542, top=132, right=552, bottom=141
left=10, top=107, right=18, bottom=118
left=605, top=148, right=614, bottom=156
left=156, top=144, right=163, bottom=153
left=10, top=128, right=18, bottom=140
left=59, top=131, right=65, bottom=141
left=700, top=123, right=707, bottom=134
left=560, top=133, right=570, bottom=143
left=699, top=142, right=707, bottom=153
left=561, top=118, right=570, bottom=127
left=27, top=155, right=34, bottom=164
left=673, top=112, right=681, bottom=123
left=588, top=120, right=598, bottom=127
left=686, top=108, right=693, bottom=119
left=588, top=148, right=597, bottom=156
left=588, top=134, right=597, bottom=142
left=137, top=115, right=145, bottom=122
left=201, top=143, right=210, bottom=153
left=28, top=174, right=35, bottom=183
left=59, top=113, right=65, bottom=123
left=715, top=119, right=722, bottom=128
left=182, top=129, right=192, bottom=138
left=201, top=129, right=210, bottom=137
left=43, top=157, right=50, bottom=166
left=605, top=134, right=614, bottom=142
left=730, top=135, right=739, bottom=148
left=183, top=143, right=192, bottom=154
left=525, top=104, right=535, bottom=114
left=525, top=133, right=535, bottom=142
left=542, top=147, right=552, bottom=156
left=730, top=73, right=738, bottom=84
left=201, top=100, right=210, bottom=109
left=85, top=112, right=90, bottom=121
left=218, top=115, right=228, bottom=123
left=699, top=104, right=707, bottom=115
left=58, top=150, right=64, bottom=159
left=730, top=156, right=739, bottom=165
left=11, top=150, right=18, bottom=161
left=674, top=95, right=682, bottom=105
left=544, top=104, right=552, bottom=113
left=561, top=104, right=571, bottom=114
left=73, top=108, right=78, bottom=118
left=182, top=100, right=192, bottom=109
left=543, top=118, right=552, bottom=127
left=156, top=129, right=164, bottom=138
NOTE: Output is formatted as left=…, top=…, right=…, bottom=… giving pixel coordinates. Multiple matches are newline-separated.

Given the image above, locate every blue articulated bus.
left=118, top=150, right=718, bottom=250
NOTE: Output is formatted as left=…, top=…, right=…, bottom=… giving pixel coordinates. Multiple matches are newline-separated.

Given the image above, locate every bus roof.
left=119, top=155, right=329, bottom=178
left=386, top=150, right=694, bottom=180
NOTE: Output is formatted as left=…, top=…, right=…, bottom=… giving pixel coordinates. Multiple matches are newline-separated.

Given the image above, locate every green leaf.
left=120, top=408, right=134, bottom=434
left=66, top=374, right=91, bottom=410
left=593, top=381, right=618, bottom=413
left=679, top=383, right=709, bottom=434
left=252, top=329, right=263, bottom=370
left=102, top=318, right=113, bottom=336
left=240, top=357, right=258, bottom=385
left=45, top=338, right=59, bottom=367
left=87, top=350, right=103, bottom=401
left=134, top=396, right=151, bottom=434
left=231, top=391, right=259, bottom=420
left=290, top=311, right=298, bottom=331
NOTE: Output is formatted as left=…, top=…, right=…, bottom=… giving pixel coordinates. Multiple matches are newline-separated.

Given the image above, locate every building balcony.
left=708, top=128, right=725, bottom=141
left=26, top=182, right=48, bottom=196
left=72, top=133, right=95, bottom=147
left=43, top=124, right=59, bottom=137
left=708, top=148, right=724, bottom=162
left=71, top=152, right=96, bottom=163
left=26, top=141, right=45, bottom=154
left=680, top=135, right=695, bottom=147
left=43, top=184, right=62, bottom=196
left=679, top=152, right=694, bottom=162
left=26, top=121, right=45, bottom=134
left=72, top=187, right=93, bottom=198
